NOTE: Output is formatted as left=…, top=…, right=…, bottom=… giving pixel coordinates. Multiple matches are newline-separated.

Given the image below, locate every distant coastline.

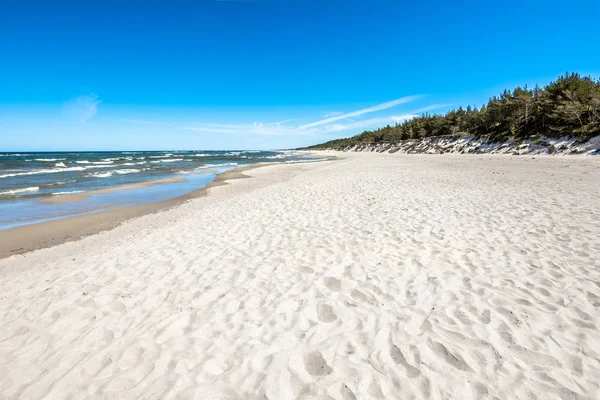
left=307, top=72, right=600, bottom=155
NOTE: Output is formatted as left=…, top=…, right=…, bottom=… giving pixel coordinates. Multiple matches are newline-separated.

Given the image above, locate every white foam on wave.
left=0, top=166, right=87, bottom=179
left=122, top=162, right=146, bottom=166
left=86, top=171, right=113, bottom=178
left=0, top=186, right=40, bottom=196
left=76, top=160, right=91, bottom=164
left=262, top=154, right=286, bottom=159
left=196, top=162, right=239, bottom=170
left=55, top=162, right=67, bottom=167
left=149, top=154, right=173, bottom=159
left=151, top=158, right=184, bottom=163
left=52, top=190, right=85, bottom=195
left=85, top=169, right=142, bottom=178
left=84, top=165, right=114, bottom=169
left=34, top=158, right=66, bottom=162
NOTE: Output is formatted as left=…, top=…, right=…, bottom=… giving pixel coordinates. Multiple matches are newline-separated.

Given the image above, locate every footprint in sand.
left=390, top=344, right=421, bottom=378
left=340, top=383, right=357, bottom=400
left=323, top=277, right=341, bottom=291
left=303, top=351, right=332, bottom=376
left=430, top=341, right=472, bottom=372
left=351, top=289, right=373, bottom=305
left=317, top=304, right=337, bottom=323
left=480, top=309, right=491, bottom=324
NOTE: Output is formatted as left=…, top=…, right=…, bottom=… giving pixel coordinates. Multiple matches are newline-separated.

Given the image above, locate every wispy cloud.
left=296, top=95, right=422, bottom=131
left=181, top=95, right=446, bottom=137
left=325, top=114, right=418, bottom=132
left=184, top=122, right=298, bottom=136
left=63, top=94, right=101, bottom=123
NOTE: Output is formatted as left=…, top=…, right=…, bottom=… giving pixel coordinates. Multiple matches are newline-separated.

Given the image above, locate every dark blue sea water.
left=0, top=150, right=324, bottom=229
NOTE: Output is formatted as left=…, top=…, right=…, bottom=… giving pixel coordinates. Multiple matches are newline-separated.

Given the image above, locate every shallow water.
left=0, top=150, right=324, bottom=229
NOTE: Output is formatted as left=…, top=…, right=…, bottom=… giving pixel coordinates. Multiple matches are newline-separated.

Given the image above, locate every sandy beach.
left=1, top=153, right=599, bottom=399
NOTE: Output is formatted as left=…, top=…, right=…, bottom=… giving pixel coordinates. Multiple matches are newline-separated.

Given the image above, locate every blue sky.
left=1, top=0, right=599, bottom=151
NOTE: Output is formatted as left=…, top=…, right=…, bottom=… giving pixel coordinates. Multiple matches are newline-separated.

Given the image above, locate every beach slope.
left=1, top=153, right=599, bottom=399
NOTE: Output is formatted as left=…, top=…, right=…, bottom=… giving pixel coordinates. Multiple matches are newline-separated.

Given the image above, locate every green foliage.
left=306, top=72, right=600, bottom=150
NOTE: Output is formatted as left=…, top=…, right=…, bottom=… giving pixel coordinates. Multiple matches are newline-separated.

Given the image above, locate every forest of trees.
left=307, top=73, right=600, bottom=150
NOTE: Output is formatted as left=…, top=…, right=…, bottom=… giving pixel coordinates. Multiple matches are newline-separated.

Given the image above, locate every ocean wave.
left=262, top=154, right=286, bottom=159
left=85, top=169, right=142, bottom=178
left=196, top=162, right=239, bottom=170
left=34, top=158, right=66, bottom=162
left=91, top=161, right=114, bottom=164
left=150, top=158, right=184, bottom=163
left=52, top=190, right=85, bottom=195
left=45, top=180, right=77, bottom=187
left=84, top=165, right=114, bottom=169
left=86, top=171, right=113, bottom=178
left=122, top=161, right=146, bottom=166
left=149, top=154, right=173, bottom=158
left=0, top=186, right=40, bottom=196
left=0, top=166, right=87, bottom=179
left=55, top=162, right=67, bottom=167
left=193, top=153, right=212, bottom=157
left=76, top=160, right=90, bottom=164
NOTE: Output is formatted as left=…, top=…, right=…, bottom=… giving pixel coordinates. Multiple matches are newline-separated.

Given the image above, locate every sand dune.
left=1, top=153, right=599, bottom=399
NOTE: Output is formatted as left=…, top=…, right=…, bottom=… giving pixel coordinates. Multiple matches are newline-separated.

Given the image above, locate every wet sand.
left=0, top=167, right=253, bottom=258
left=38, top=177, right=188, bottom=204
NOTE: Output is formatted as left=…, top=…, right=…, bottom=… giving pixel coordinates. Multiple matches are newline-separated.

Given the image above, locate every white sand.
left=1, top=153, right=600, bottom=399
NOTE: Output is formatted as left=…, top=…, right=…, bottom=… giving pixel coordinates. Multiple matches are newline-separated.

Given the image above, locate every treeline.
left=307, top=72, right=600, bottom=149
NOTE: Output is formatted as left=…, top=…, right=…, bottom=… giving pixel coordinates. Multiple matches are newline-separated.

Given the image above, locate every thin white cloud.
left=296, top=95, right=422, bottom=131
left=325, top=114, right=418, bottom=132
left=184, top=122, right=301, bottom=136
left=181, top=96, right=445, bottom=137
left=64, top=94, right=101, bottom=123
left=324, top=104, right=450, bottom=132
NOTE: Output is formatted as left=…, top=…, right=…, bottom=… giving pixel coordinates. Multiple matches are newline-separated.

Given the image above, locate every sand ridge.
left=0, top=153, right=599, bottom=399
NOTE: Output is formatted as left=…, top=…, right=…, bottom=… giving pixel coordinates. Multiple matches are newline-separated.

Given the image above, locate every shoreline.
left=37, top=177, right=189, bottom=204
left=0, top=165, right=258, bottom=259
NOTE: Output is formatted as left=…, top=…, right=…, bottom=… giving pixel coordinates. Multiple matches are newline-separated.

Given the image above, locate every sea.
left=0, top=150, right=324, bottom=230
